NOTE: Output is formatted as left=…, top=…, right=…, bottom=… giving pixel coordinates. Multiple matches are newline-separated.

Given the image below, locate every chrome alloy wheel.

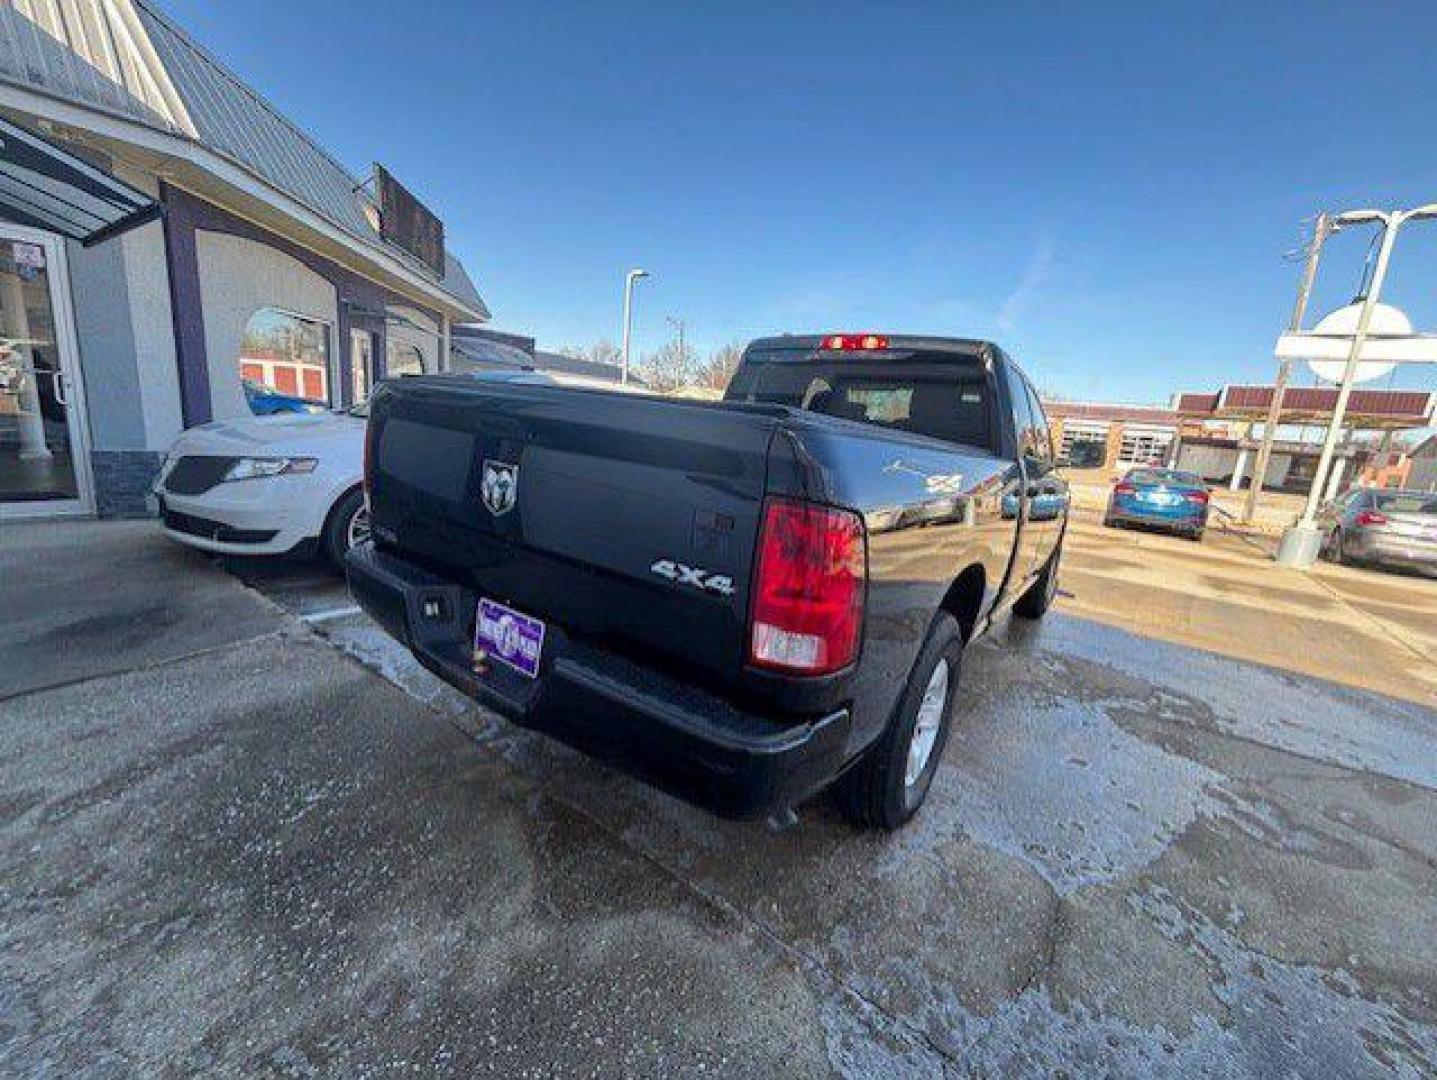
left=905, top=658, right=951, bottom=788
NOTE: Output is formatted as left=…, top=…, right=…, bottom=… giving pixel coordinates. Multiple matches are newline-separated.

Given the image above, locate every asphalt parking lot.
left=2, top=521, right=1435, bottom=1077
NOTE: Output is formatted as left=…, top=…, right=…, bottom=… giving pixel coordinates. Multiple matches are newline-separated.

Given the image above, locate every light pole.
left=620, top=268, right=649, bottom=385
left=1275, top=203, right=1437, bottom=566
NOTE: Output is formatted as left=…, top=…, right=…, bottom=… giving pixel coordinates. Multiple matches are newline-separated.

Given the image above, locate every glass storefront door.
left=0, top=226, right=92, bottom=517
left=350, top=328, right=374, bottom=406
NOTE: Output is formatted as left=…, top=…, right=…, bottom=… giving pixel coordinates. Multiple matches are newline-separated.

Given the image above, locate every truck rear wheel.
left=1013, top=544, right=1061, bottom=619
left=835, top=613, right=963, bottom=830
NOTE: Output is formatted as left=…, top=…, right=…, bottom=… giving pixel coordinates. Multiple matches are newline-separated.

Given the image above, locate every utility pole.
left=1242, top=213, right=1331, bottom=523
left=667, top=315, right=685, bottom=363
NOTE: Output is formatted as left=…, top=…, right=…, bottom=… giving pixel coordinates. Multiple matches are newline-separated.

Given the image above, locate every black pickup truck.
left=347, top=334, right=1069, bottom=828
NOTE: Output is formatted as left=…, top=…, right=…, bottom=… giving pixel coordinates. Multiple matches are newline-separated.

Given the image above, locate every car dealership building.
left=0, top=0, right=487, bottom=519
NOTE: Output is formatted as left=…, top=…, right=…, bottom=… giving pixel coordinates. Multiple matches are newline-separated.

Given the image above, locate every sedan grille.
left=163, top=455, right=238, bottom=496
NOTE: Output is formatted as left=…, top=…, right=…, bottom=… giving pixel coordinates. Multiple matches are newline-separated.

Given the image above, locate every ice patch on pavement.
left=888, top=697, right=1223, bottom=895
left=818, top=882, right=1436, bottom=1079
left=818, top=985, right=949, bottom=1080
left=1129, top=885, right=1437, bottom=1079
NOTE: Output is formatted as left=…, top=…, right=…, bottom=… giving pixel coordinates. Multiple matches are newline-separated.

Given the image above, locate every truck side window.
left=1024, top=380, right=1053, bottom=464
left=1007, top=368, right=1036, bottom=460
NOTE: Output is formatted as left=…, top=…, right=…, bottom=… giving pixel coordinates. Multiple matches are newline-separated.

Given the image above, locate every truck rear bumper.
left=345, top=542, right=852, bottom=820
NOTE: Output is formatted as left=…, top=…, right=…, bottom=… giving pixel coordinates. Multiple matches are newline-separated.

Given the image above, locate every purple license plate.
left=475, top=598, right=546, bottom=679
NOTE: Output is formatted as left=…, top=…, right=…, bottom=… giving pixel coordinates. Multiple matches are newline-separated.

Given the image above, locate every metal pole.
left=621, top=275, right=635, bottom=386
left=620, top=268, right=648, bottom=386
left=1243, top=212, right=1330, bottom=523
left=1298, top=213, right=1402, bottom=527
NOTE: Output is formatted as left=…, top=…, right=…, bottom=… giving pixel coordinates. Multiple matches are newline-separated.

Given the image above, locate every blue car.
left=1104, top=467, right=1210, bottom=540
left=243, top=379, right=327, bottom=416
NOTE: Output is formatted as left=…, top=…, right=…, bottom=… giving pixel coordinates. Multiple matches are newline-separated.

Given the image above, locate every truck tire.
left=322, top=487, right=369, bottom=572
left=1013, top=544, right=1061, bottom=619
left=835, top=613, right=963, bottom=830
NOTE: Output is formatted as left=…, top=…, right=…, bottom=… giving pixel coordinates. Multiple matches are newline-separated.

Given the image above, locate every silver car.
left=1318, top=487, right=1437, bottom=575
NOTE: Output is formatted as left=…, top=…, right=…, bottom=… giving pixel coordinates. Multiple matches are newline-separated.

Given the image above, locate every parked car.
left=347, top=333, right=1070, bottom=829
left=243, top=379, right=328, bottom=416
left=1103, top=467, right=1210, bottom=539
left=1318, top=487, right=1437, bottom=575
left=154, top=403, right=372, bottom=568
left=155, top=371, right=582, bottom=569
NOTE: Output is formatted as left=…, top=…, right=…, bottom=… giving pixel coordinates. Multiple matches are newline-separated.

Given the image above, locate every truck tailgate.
left=367, top=379, right=778, bottom=679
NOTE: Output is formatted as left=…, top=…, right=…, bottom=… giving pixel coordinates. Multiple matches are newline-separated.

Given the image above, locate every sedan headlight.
left=222, top=456, right=319, bottom=482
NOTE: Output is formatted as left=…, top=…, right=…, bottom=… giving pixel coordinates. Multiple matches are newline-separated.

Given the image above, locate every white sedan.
left=154, top=403, right=371, bottom=568
left=154, top=370, right=630, bottom=569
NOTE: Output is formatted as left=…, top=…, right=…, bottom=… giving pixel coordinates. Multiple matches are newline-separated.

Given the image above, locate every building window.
left=386, top=340, right=425, bottom=377
left=239, top=307, right=331, bottom=414
left=1118, top=428, right=1174, bottom=467
left=1060, top=422, right=1108, bottom=468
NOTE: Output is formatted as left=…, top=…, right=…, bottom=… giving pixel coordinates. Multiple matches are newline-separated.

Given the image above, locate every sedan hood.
left=170, top=412, right=364, bottom=457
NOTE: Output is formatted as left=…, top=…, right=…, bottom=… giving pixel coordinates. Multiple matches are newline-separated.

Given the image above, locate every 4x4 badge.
left=481, top=460, right=518, bottom=516
left=650, top=559, right=734, bottom=596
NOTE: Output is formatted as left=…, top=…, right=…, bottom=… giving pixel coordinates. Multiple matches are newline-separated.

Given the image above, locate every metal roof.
left=0, top=0, right=486, bottom=316
left=1043, top=400, right=1179, bottom=425
left=1175, top=385, right=1436, bottom=430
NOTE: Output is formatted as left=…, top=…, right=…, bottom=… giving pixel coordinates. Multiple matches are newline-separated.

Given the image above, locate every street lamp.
left=1275, top=203, right=1437, bottom=566
left=620, top=268, right=650, bottom=385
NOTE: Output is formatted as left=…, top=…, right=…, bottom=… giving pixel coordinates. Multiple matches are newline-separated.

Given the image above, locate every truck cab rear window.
left=728, top=359, right=994, bottom=451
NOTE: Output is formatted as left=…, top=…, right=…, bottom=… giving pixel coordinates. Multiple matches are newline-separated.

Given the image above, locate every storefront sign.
left=374, top=165, right=445, bottom=277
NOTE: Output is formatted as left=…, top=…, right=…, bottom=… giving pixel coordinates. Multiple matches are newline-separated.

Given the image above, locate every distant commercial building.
left=0, top=0, right=487, bottom=519
left=1173, top=384, right=1436, bottom=496
left=450, top=325, right=629, bottom=385
left=1042, top=401, right=1182, bottom=471
left=450, top=326, right=539, bottom=370
left=1043, top=384, right=1437, bottom=501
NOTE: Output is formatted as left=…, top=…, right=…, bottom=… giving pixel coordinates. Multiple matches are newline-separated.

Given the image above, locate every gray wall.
left=66, top=234, right=145, bottom=450
left=194, top=229, right=339, bottom=419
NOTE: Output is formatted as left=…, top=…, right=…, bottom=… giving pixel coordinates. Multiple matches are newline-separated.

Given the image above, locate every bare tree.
left=693, top=342, right=745, bottom=391
left=636, top=336, right=698, bottom=393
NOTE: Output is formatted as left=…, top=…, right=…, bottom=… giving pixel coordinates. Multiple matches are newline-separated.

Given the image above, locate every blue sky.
left=163, top=0, right=1437, bottom=404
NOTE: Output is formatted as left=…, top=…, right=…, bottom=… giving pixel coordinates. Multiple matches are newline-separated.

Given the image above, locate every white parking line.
left=300, top=604, right=362, bottom=624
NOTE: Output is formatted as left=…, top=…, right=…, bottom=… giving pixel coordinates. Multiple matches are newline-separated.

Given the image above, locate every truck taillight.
left=1183, top=490, right=1210, bottom=504
left=749, top=498, right=866, bottom=675
left=1354, top=510, right=1387, bottom=526
left=821, top=333, right=888, bottom=351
